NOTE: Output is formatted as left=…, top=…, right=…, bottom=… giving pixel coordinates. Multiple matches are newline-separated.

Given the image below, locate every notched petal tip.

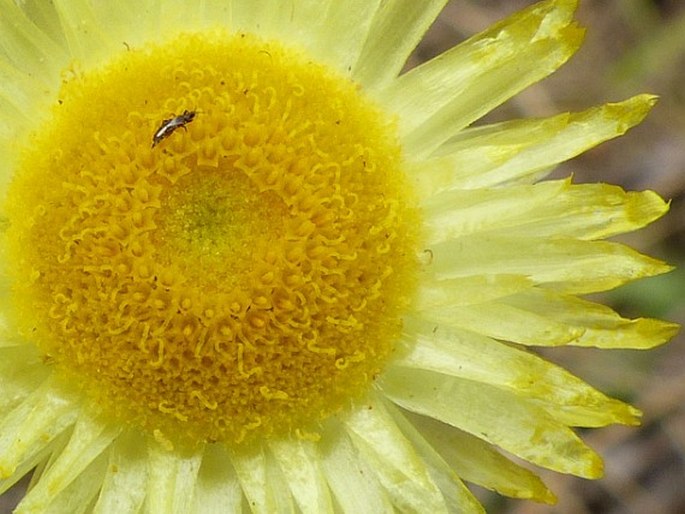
left=538, top=488, right=559, bottom=505
left=629, top=318, right=680, bottom=349
left=547, top=0, right=580, bottom=15
left=384, top=0, right=589, bottom=157
left=603, top=93, right=658, bottom=134
left=585, top=450, right=605, bottom=479
left=622, top=188, right=670, bottom=232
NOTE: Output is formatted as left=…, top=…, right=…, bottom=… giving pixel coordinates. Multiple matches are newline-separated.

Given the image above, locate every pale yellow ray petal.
left=143, top=442, right=203, bottom=514
left=344, top=392, right=449, bottom=513
left=422, top=178, right=668, bottom=243
left=422, top=179, right=568, bottom=242
left=269, top=438, right=334, bottom=514
left=399, top=317, right=640, bottom=427
left=407, top=413, right=555, bottom=504
left=87, top=0, right=163, bottom=52
left=0, top=377, right=77, bottom=479
left=308, top=0, right=383, bottom=73
left=92, top=431, right=147, bottom=514
left=0, top=63, right=39, bottom=184
left=421, top=289, right=678, bottom=350
left=264, top=452, right=296, bottom=513
left=15, top=0, right=66, bottom=48
left=0, top=0, right=67, bottom=78
left=0, top=439, right=52, bottom=497
left=117, top=0, right=211, bottom=50
left=192, top=444, right=242, bottom=514
left=73, top=0, right=195, bottom=61
left=379, top=366, right=603, bottom=478
left=411, top=95, right=657, bottom=192
left=230, top=0, right=261, bottom=33
left=231, top=0, right=330, bottom=48
left=196, top=0, right=233, bottom=28
left=505, top=289, right=679, bottom=349
left=153, top=0, right=225, bottom=36
left=416, top=274, right=533, bottom=308
left=319, top=423, right=394, bottom=514
left=90, top=0, right=223, bottom=53
left=0, top=139, right=25, bottom=208
left=423, top=299, right=585, bottom=347
left=233, top=0, right=292, bottom=36
left=353, top=0, right=447, bottom=88
left=13, top=409, right=119, bottom=513
left=261, top=1, right=351, bottom=67
left=419, top=289, right=677, bottom=350
left=507, top=183, right=668, bottom=241
left=383, top=401, right=486, bottom=513
left=429, top=235, right=671, bottom=294
left=24, top=430, right=70, bottom=493
left=229, top=445, right=270, bottom=513
left=51, top=0, right=116, bottom=65
left=0, top=95, right=24, bottom=143
left=0, top=346, right=47, bottom=414
left=0, top=59, right=47, bottom=129
left=0, top=316, right=31, bottom=347
left=14, top=411, right=120, bottom=512
left=229, top=444, right=294, bottom=514
left=380, top=0, right=583, bottom=158
left=16, top=451, right=108, bottom=514
left=229, top=0, right=379, bottom=72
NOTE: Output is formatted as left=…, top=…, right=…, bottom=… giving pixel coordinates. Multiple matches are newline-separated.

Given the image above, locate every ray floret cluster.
left=0, top=0, right=677, bottom=513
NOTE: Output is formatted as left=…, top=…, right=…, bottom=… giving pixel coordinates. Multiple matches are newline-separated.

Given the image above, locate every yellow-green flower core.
left=3, top=32, right=419, bottom=445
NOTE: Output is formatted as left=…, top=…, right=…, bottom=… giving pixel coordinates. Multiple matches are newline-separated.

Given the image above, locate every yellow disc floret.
left=3, top=32, right=419, bottom=445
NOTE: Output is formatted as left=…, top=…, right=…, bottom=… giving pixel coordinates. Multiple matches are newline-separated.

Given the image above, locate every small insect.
left=151, top=109, right=196, bottom=148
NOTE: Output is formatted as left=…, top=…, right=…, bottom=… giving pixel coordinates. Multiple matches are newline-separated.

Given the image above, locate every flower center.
left=3, top=32, right=419, bottom=445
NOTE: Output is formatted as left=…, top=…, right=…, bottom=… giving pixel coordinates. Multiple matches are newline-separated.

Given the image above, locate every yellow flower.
left=0, top=0, right=677, bottom=512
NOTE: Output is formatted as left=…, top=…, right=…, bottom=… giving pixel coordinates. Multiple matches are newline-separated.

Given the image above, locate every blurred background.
left=409, top=1, right=685, bottom=513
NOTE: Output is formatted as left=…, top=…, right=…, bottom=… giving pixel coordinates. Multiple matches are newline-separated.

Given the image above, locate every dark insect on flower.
left=151, top=109, right=196, bottom=148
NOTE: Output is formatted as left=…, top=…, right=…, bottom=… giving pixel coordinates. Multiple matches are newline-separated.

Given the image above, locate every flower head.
left=0, top=0, right=677, bottom=512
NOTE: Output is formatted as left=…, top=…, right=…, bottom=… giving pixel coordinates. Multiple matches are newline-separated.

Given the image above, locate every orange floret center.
left=3, top=32, right=419, bottom=444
